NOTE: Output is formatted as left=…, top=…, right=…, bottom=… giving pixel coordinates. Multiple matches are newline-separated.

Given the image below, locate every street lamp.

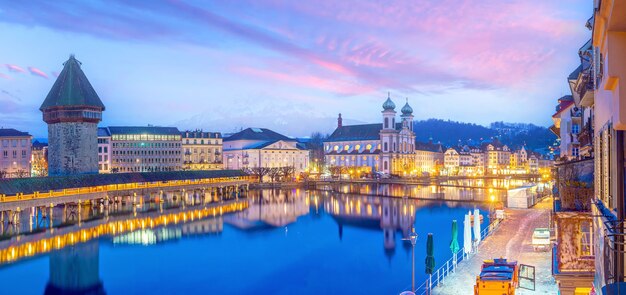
left=403, top=226, right=418, bottom=292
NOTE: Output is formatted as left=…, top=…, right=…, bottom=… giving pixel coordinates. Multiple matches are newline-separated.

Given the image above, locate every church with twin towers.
left=324, top=94, right=442, bottom=176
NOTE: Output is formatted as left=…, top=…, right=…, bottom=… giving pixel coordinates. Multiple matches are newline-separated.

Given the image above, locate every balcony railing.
left=576, top=75, right=594, bottom=101
left=603, top=219, right=626, bottom=285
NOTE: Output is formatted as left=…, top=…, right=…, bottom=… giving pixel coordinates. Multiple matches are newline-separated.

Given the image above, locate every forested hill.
left=413, top=119, right=556, bottom=152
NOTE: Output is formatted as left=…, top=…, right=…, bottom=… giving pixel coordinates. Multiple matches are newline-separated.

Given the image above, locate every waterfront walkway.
left=433, top=197, right=557, bottom=295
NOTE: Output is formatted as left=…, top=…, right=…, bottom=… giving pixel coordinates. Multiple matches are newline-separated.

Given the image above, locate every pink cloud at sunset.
left=28, top=67, right=49, bottom=79
left=5, top=64, right=26, bottom=73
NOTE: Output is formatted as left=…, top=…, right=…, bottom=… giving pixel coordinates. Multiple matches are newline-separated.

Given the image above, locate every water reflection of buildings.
left=325, top=194, right=416, bottom=257
left=322, top=182, right=510, bottom=203
left=226, top=189, right=309, bottom=229
left=113, top=217, right=224, bottom=246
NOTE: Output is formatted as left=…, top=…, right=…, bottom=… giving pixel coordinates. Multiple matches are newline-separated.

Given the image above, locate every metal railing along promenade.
left=400, top=218, right=503, bottom=295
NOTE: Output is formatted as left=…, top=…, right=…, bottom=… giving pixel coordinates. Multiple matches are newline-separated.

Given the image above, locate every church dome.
left=401, top=101, right=413, bottom=115
left=382, top=95, right=396, bottom=111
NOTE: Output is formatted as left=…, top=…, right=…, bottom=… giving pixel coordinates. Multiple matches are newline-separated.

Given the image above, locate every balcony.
left=554, top=186, right=592, bottom=212
left=577, top=74, right=595, bottom=107
left=554, top=158, right=594, bottom=211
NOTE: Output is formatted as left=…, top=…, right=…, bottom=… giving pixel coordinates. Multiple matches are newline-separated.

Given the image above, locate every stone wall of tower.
left=48, top=122, right=98, bottom=175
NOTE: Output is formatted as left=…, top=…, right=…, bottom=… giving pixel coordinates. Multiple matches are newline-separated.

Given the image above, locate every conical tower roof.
left=40, top=55, right=105, bottom=111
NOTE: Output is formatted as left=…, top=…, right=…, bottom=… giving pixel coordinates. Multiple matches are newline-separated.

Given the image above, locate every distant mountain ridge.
left=413, top=119, right=556, bottom=153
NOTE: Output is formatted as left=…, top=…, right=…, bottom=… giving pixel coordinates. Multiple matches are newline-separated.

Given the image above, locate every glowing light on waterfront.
left=0, top=201, right=248, bottom=265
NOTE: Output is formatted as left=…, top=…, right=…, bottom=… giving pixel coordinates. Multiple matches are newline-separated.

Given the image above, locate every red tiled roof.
left=552, top=100, right=574, bottom=118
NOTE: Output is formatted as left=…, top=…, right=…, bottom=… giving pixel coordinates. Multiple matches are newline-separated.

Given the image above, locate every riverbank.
left=432, top=196, right=556, bottom=294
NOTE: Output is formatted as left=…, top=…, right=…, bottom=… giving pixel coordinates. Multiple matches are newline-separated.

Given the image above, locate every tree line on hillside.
left=412, top=119, right=556, bottom=151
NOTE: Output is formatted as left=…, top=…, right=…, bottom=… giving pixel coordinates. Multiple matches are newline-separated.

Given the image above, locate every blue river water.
left=0, top=187, right=492, bottom=294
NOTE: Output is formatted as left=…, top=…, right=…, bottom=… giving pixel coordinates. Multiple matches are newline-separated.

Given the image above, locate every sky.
left=0, top=0, right=591, bottom=138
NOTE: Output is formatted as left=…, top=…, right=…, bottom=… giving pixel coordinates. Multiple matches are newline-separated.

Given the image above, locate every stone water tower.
left=40, top=55, right=105, bottom=176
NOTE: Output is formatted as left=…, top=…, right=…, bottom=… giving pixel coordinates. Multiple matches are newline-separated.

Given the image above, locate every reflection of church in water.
left=325, top=194, right=416, bottom=257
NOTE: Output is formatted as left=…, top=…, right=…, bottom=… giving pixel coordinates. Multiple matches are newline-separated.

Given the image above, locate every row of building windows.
left=328, top=143, right=379, bottom=152
left=2, top=150, right=27, bottom=158
left=184, top=139, right=220, bottom=145
left=111, top=134, right=181, bottom=141
left=114, top=166, right=178, bottom=172
left=185, top=148, right=221, bottom=154
left=113, top=158, right=181, bottom=164
left=1, top=139, right=29, bottom=148
left=113, top=150, right=180, bottom=156
left=382, top=142, right=414, bottom=153
left=112, top=142, right=180, bottom=148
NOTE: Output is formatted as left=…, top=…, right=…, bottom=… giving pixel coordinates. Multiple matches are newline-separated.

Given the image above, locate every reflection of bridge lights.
left=0, top=201, right=247, bottom=265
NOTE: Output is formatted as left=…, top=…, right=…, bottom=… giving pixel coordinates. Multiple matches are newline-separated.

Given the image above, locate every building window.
left=21, top=150, right=26, bottom=158
left=12, top=151, right=17, bottom=158
left=580, top=221, right=593, bottom=256
left=384, top=142, right=388, bottom=152
left=384, top=118, right=389, bottom=129
left=572, top=124, right=580, bottom=134
left=572, top=147, right=579, bottom=158
left=2, top=151, right=7, bottom=158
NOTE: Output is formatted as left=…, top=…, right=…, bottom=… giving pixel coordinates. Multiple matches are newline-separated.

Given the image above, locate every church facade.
left=324, top=95, right=419, bottom=176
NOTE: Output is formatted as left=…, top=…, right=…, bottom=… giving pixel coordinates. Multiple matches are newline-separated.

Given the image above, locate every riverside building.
left=0, top=128, right=32, bottom=178
left=223, top=127, right=309, bottom=173
left=98, top=126, right=182, bottom=173
left=181, top=130, right=223, bottom=170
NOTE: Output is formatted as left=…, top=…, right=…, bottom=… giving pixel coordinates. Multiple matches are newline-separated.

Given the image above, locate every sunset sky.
left=0, top=0, right=591, bottom=138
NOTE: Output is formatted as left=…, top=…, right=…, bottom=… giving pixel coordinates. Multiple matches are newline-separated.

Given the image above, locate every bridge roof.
left=0, top=170, right=248, bottom=196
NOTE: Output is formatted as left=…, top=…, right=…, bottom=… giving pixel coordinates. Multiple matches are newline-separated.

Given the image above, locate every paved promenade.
left=433, top=197, right=557, bottom=295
